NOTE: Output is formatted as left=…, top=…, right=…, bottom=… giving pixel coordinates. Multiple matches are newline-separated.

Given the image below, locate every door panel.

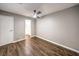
left=0, top=15, right=14, bottom=45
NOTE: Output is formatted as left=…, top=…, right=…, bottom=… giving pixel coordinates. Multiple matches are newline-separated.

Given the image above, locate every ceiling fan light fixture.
left=33, top=10, right=42, bottom=18
left=33, top=13, right=37, bottom=18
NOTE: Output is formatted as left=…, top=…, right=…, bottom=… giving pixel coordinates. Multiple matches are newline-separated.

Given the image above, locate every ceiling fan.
left=33, top=10, right=42, bottom=18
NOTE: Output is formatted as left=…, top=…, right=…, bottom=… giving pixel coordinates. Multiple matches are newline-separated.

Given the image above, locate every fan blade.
left=34, top=10, right=36, bottom=13
left=37, top=11, right=41, bottom=14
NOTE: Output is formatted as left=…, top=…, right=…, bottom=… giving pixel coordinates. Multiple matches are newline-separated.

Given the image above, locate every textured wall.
left=36, top=5, right=79, bottom=51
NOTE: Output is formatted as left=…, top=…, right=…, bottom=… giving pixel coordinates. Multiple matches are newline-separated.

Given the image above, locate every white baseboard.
left=31, top=35, right=36, bottom=37
left=34, top=35, right=79, bottom=53
left=0, top=35, right=35, bottom=47
left=1, top=35, right=79, bottom=53
left=0, top=38, right=25, bottom=47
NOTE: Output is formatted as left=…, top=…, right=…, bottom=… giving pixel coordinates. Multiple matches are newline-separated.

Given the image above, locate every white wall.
left=0, top=10, right=36, bottom=42
left=14, top=15, right=25, bottom=40
left=36, top=5, right=79, bottom=51
left=31, top=19, right=36, bottom=36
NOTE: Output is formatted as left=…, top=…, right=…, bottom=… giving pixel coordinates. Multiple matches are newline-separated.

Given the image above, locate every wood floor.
left=0, top=36, right=79, bottom=56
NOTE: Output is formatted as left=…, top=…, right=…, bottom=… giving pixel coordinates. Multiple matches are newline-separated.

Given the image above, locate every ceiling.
left=0, top=3, right=78, bottom=18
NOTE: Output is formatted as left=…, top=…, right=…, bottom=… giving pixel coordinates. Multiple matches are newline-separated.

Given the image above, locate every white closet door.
left=0, top=15, right=14, bottom=45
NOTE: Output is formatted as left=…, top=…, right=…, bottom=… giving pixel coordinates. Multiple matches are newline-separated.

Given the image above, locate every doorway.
left=0, top=15, right=14, bottom=45
left=25, top=20, right=31, bottom=36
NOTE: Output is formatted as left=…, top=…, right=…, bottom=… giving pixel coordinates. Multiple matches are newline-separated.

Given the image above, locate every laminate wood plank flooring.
left=0, top=36, right=79, bottom=56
